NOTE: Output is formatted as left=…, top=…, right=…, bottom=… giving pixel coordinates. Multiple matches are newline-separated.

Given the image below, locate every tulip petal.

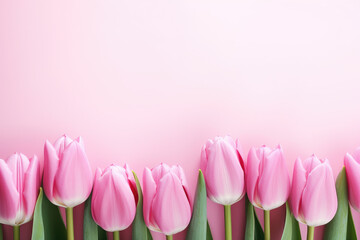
left=53, top=135, right=73, bottom=158
left=257, top=147, right=290, bottom=210
left=303, top=155, right=322, bottom=174
left=21, top=155, right=41, bottom=224
left=247, top=147, right=261, bottom=207
left=6, top=153, right=30, bottom=190
left=124, top=164, right=135, bottom=187
left=235, top=139, right=246, bottom=170
left=91, top=168, right=102, bottom=200
left=344, top=153, right=360, bottom=211
left=200, top=145, right=208, bottom=176
left=351, top=147, right=360, bottom=163
left=90, top=168, right=103, bottom=226
left=152, top=172, right=191, bottom=235
left=91, top=168, right=136, bottom=231
left=151, top=163, right=170, bottom=185
left=5, top=153, right=30, bottom=223
left=205, top=139, right=245, bottom=205
left=204, top=139, right=213, bottom=155
left=75, top=136, right=85, bottom=149
left=142, top=167, right=159, bottom=232
left=301, top=163, right=337, bottom=226
left=200, top=140, right=214, bottom=176
left=223, top=136, right=236, bottom=148
left=170, top=165, right=191, bottom=202
left=54, top=141, right=93, bottom=207
left=256, top=146, right=273, bottom=161
left=43, top=140, right=60, bottom=204
left=124, top=164, right=138, bottom=203
left=235, top=139, right=246, bottom=198
left=0, top=159, right=20, bottom=225
left=289, top=158, right=307, bottom=222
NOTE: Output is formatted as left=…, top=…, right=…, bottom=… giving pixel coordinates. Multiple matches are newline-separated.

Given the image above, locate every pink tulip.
left=290, top=155, right=337, bottom=226
left=344, top=148, right=360, bottom=212
left=143, top=163, right=191, bottom=235
left=0, top=153, right=41, bottom=226
left=91, top=164, right=137, bottom=232
left=200, top=136, right=245, bottom=205
left=247, top=145, right=290, bottom=210
left=44, top=135, right=93, bottom=208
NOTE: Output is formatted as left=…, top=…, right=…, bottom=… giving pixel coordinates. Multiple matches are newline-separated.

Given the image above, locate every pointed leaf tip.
left=245, top=195, right=264, bottom=240
left=186, top=169, right=212, bottom=240
left=281, top=202, right=301, bottom=240
left=132, top=171, right=153, bottom=240
left=324, top=167, right=357, bottom=240
left=31, top=187, right=67, bottom=240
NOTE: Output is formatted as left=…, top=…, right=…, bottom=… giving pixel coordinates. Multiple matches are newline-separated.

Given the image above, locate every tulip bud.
left=247, top=145, right=290, bottom=210
left=0, top=153, right=41, bottom=226
left=44, top=135, right=93, bottom=208
left=91, top=164, right=137, bottom=232
left=290, top=155, right=337, bottom=226
left=200, top=136, right=245, bottom=205
left=143, top=163, right=191, bottom=235
left=344, top=148, right=360, bottom=212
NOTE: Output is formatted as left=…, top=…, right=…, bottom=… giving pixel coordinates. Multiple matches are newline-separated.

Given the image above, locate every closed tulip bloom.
left=0, top=153, right=41, bottom=226
left=247, top=145, right=290, bottom=210
left=91, top=164, right=137, bottom=232
left=344, top=148, right=360, bottom=211
left=290, top=155, right=337, bottom=227
left=143, top=163, right=191, bottom=236
left=44, top=135, right=93, bottom=208
left=200, top=136, right=245, bottom=205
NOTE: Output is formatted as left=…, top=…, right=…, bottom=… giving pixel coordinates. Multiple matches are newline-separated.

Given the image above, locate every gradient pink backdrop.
left=1, top=0, right=360, bottom=239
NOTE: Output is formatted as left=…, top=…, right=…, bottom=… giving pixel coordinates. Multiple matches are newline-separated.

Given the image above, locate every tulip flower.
left=91, top=164, right=137, bottom=239
left=143, top=163, right=191, bottom=240
left=344, top=148, right=360, bottom=212
left=44, top=135, right=93, bottom=240
left=0, top=153, right=41, bottom=240
left=290, top=155, right=337, bottom=240
left=200, top=136, right=245, bottom=240
left=247, top=145, right=290, bottom=240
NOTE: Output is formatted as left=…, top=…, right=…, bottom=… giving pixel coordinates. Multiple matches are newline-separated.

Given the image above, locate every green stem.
left=13, top=225, right=20, bottom=240
left=66, top=207, right=74, bottom=240
left=224, top=205, right=232, bottom=240
left=166, top=235, right=173, bottom=240
left=307, top=226, right=315, bottom=240
left=113, top=231, right=120, bottom=240
left=264, top=210, right=270, bottom=240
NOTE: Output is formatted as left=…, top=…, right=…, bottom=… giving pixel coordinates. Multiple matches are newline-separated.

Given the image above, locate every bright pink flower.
left=290, top=155, right=337, bottom=226
left=247, top=145, right=290, bottom=210
left=91, top=164, right=137, bottom=232
left=0, top=153, right=41, bottom=226
left=44, top=135, right=93, bottom=208
left=143, top=163, right=191, bottom=235
left=200, top=136, right=245, bottom=205
left=344, top=148, right=360, bottom=211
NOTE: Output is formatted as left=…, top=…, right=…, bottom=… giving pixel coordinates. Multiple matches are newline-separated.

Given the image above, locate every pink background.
left=1, top=0, right=360, bottom=239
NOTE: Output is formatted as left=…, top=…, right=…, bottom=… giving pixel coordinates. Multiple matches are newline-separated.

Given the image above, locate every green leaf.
left=186, top=170, right=213, bottom=240
left=324, top=167, right=357, bottom=240
left=0, top=224, right=3, bottom=240
left=132, top=171, right=153, bottom=240
left=83, top=193, right=107, bottom=240
left=206, top=221, right=213, bottom=240
left=245, top=195, right=264, bottom=240
left=347, top=205, right=357, bottom=240
left=281, top=202, right=301, bottom=240
left=31, top=187, right=67, bottom=240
